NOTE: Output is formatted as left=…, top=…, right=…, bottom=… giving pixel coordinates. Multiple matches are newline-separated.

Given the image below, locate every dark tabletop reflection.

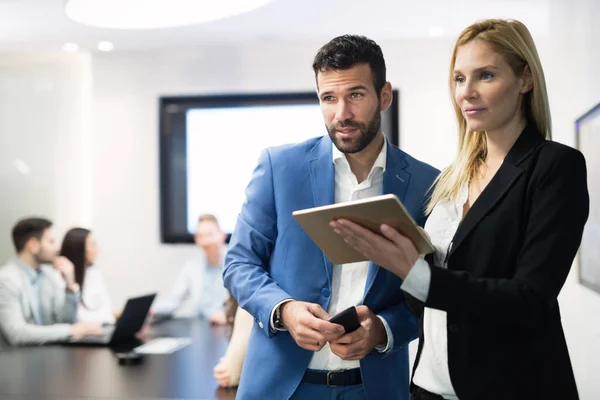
left=0, top=318, right=237, bottom=400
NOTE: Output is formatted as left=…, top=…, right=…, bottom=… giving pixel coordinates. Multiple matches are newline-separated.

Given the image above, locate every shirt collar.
left=332, top=135, right=388, bottom=173
left=16, top=258, right=42, bottom=285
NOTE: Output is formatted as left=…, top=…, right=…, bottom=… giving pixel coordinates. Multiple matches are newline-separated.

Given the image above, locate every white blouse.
left=77, top=266, right=116, bottom=325
left=401, top=184, right=469, bottom=400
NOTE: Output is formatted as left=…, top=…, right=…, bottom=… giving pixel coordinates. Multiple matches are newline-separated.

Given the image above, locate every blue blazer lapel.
left=308, top=136, right=335, bottom=279
left=363, top=141, right=409, bottom=299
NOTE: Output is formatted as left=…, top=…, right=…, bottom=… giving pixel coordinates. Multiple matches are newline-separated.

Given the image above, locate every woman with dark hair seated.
left=60, top=228, right=117, bottom=325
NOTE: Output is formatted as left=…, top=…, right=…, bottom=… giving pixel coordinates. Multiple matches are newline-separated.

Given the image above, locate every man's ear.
left=379, top=82, right=393, bottom=112
left=25, top=237, right=40, bottom=254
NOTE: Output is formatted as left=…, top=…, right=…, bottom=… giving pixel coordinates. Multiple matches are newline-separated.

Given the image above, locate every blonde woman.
left=332, top=19, right=588, bottom=400
left=213, top=306, right=253, bottom=387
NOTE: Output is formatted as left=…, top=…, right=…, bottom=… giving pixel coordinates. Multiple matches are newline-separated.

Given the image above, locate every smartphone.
left=329, top=306, right=361, bottom=334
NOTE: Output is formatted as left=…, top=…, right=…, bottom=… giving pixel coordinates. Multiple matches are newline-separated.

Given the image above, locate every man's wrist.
left=276, top=300, right=294, bottom=329
left=274, top=305, right=284, bottom=329
left=375, top=317, right=386, bottom=346
left=374, top=315, right=393, bottom=353
left=270, top=299, right=293, bottom=332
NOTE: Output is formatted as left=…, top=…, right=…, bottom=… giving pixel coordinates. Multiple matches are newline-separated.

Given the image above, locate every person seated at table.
left=152, top=214, right=229, bottom=324
left=60, top=227, right=118, bottom=325
left=0, top=217, right=103, bottom=348
left=214, top=296, right=254, bottom=388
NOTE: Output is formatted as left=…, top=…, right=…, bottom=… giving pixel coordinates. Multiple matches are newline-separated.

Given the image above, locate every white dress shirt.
left=153, top=249, right=229, bottom=318
left=401, top=184, right=468, bottom=400
left=78, top=266, right=116, bottom=325
left=307, top=138, right=393, bottom=371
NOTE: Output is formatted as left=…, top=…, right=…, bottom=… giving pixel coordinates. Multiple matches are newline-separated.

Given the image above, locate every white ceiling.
left=0, top=0, right=551, bottom=53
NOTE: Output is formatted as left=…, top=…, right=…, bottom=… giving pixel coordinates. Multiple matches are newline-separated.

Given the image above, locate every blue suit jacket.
left=224, top=135, right=439, bottom=400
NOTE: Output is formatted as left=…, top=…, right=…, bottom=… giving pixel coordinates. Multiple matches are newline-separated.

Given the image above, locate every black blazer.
left=408, top=126, right=589, bottom=400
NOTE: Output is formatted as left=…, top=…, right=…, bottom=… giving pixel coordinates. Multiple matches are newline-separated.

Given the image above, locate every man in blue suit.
left=224, top=35, right=439, bottom=400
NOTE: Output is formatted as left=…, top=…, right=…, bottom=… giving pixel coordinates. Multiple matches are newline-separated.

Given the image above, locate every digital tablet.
left=292, top=194, right=434, bottom=265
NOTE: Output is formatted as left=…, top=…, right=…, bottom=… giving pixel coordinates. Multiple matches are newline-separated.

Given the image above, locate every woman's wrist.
left=66, top=283, right=80, bottom=293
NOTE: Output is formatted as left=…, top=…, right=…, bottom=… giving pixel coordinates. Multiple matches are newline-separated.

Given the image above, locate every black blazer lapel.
left=450, top=126, right=544, bottom=258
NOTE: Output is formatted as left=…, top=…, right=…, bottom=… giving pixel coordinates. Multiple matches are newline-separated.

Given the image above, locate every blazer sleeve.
left=425, top=148, right=589, bottom=329
left=54, top=291, right=78, bottom=324
left=223, top=149, right=293, bottom=337
left=0, top=280, right=72, bottom=346
left=402, top=253, right=435, bottom=318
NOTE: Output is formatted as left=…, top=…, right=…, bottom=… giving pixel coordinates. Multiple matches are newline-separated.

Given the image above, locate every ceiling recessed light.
left=64, top=0, right=276, bottom=30
left=97, top=41, right=114, bottom=52
left=62, top=42, right=79, bottom=53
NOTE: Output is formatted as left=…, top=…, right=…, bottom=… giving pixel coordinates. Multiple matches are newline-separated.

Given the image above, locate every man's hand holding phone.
left=329, top=305, right=387, bottom=361
left=280, top=301, right=345, bottom=352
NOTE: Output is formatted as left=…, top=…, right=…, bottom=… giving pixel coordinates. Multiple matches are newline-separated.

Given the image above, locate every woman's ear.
left=520, top=65, right=533, bottom=94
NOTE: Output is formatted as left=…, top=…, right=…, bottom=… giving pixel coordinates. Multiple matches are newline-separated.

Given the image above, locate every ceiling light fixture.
left=64, top=0, right=277, bottom=30
left=62, top=42, right=79, bottom=53
left=97, top=41, right=114, bottom=52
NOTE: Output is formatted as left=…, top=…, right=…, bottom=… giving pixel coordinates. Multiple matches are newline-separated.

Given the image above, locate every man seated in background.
left=152, top=214, right=229, bottom=324
left=0, top=217, right=103, bottom=348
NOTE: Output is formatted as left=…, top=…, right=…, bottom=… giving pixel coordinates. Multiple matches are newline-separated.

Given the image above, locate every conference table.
left=0, top=318, right=238, bottom=400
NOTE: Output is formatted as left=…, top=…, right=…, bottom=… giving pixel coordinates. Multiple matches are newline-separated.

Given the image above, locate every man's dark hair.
left=312, top=35, right=387, bottom=96
left=12, top=217, right=53, bottom=253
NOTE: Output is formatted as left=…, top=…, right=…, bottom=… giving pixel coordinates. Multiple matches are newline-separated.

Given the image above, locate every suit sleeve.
left=0, top=281, right=72, bottom=346
left=55, top=291, right=78, bottom=324
left=46, top=269, right=77, bottom=324
left=425, top=149, right=589, bottom=328
left=376, top=301, right=419, bottom=353
left=223, top=149, right=293, bottom=337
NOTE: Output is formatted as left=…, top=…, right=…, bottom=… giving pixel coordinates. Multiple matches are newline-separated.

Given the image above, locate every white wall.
left=0, top=53, right=92, bottom=261
left=1, top=0, right=599, bottom=397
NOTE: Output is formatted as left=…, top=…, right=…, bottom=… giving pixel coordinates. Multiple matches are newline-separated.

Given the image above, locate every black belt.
left=411, top=385, right=445, bottom=400
left=302, top=368, right=362, bottom=387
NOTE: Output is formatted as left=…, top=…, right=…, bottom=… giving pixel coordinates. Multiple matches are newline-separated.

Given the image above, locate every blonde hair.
left=427, top=19, right=551, bottom=213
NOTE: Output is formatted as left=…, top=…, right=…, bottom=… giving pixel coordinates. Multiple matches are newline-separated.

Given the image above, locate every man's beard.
left=327, top=104, right=381, bottom=154
left=35, top=252, right=55, bottom=265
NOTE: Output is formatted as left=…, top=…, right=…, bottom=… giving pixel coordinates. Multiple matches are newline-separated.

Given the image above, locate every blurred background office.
left=0, top=0, right=599, bottom=398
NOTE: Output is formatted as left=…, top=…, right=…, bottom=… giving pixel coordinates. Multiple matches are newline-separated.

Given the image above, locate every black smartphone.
left=329, top=306, right=361, bottom=334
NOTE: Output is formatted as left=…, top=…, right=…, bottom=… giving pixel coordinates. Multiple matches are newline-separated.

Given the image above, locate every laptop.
left=67, top=293, right=156, bottom=348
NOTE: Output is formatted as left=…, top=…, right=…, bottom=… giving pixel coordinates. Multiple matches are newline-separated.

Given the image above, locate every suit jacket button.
left=258, top=321, right=264, bottom=329
left=448, top=324, right=459, bottom=333
left=321, top=288, right=331, bottom=297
